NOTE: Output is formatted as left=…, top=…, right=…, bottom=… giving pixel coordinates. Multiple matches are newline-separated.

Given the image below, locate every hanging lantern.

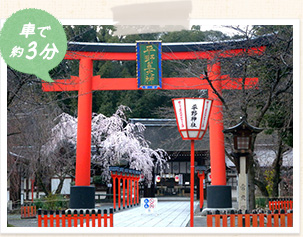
left=172, top=98, right=213, bottom=140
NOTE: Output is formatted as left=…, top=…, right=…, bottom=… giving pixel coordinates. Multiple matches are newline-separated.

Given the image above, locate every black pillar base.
left=70, top=186, right=95, bottom=209
left=207, top=185, right=232, bottom=208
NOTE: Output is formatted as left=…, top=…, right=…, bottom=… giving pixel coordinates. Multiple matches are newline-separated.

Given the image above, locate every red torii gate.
left=43, top=38, right=268, bottom=209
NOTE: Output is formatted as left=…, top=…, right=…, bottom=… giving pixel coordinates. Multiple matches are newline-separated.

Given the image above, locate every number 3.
left=26, top=41, right=37, bottom=60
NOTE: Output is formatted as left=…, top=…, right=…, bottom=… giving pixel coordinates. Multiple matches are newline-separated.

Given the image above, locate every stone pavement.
left=8, top=198, right=234, bottom=227
left=7, top=214, right=38, bottom=227
left=114, top=201, right=201, bottom=227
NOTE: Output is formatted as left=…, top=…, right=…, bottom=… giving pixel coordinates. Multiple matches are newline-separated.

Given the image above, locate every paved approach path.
left=8, top=200, right=214, bottom=227
left=114, top=201, right=198, bottom=227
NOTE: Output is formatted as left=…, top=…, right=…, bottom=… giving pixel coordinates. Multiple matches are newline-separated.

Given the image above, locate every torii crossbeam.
left=43, top=37, right=269, bottom=209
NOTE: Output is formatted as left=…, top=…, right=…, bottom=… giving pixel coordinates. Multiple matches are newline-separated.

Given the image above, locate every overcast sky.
left=198, top=25, right=253, bottom=36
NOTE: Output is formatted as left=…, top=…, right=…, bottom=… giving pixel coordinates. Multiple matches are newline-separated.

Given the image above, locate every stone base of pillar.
left=70, top=186, right=95, bottom=209
left=206, top=185, right=232, bottom=208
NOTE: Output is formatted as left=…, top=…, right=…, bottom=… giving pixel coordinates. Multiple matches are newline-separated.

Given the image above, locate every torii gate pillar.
left=207, top=61, right=232, bottom=209
left=69, top=58, right=95, bottom=209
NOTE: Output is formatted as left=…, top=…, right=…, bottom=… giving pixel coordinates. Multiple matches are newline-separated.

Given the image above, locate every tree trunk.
left=271, top=135, right=284, bottom=197
left=254, top=179, right=269, bottom=197
left=248, top=163, right=255, bottom=210
left=36, top=171, right=50, bottom=196
left=55, top=177, right=65, bottom=195
left=247, top=140, right=257, bottom=211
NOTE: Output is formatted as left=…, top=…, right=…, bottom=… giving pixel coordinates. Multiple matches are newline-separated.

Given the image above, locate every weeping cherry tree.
left=44, top=105, right=169, bottom=185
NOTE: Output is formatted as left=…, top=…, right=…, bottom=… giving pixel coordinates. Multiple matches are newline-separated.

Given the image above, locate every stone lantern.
left=223, top=116, right=263, bottom=211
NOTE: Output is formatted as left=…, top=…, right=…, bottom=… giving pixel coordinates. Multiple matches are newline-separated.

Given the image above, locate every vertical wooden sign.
left=136, top=41, right=162, bottom=89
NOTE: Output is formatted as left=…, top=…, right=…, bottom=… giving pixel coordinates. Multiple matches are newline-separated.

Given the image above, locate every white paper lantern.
left=172, top=98, right=213, bottom=140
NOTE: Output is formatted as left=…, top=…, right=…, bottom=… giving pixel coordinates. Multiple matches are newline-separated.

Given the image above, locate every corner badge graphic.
left=0, top=8, right=67, bottom=82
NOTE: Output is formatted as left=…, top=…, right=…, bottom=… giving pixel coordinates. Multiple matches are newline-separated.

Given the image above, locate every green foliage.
left=97, top=25, right=120, bottom=43
left=34, top=194, right=69, bottom=210
left=93, top=90, right=171, bottom=118
left=255, top=197, right=268, bottom=208
left=161, top=29, right=229, bottom=42
left=64, top=25, right=98, bottom=42
left=33, top=198, right=43, bottom=209
left=121, top=32, right=160, bottom=43
left=93, top=176, right=106, bottom=184
left=253, top=25, right=293, bottom=38
left=264, top=170, right=275, bottom=197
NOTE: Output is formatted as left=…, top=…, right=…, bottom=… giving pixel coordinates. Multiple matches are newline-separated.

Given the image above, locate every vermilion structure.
left=197, top=170, right=206, bottom=212
left=172, top=97, right=213, bottom=227
left=109, top=168, right=140, bottom=211
left=42, top=36, right=270, bottom=209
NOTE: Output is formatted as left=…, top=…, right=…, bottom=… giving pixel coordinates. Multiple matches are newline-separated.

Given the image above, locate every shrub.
left=255, top=197, right=268, bottom=208
left=34, top=194, right=69, bottom=210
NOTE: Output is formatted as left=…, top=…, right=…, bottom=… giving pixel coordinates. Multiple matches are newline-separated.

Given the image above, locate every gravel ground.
left=7, top=203, right=114, bottom=227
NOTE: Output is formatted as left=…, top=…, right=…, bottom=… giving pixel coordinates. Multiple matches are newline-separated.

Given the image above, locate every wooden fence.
left=38, top=209, right=114, bottom=227
left=269, top=198, right=293, bottom=212
left=207, top=210, right=293, bottom=227
left=21, top=204, right=36, bottom=219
